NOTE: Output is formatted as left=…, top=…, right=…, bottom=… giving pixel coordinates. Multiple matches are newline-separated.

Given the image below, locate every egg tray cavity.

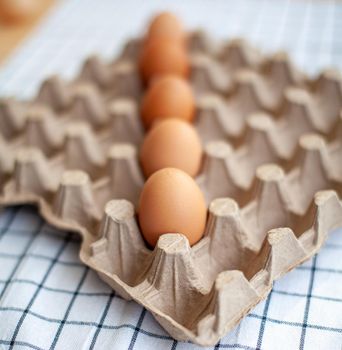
left=0, top=31, right=342, bottom=346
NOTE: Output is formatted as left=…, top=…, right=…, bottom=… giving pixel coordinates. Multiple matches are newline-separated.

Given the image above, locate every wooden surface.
left=0, top=0, right=55, bottom=63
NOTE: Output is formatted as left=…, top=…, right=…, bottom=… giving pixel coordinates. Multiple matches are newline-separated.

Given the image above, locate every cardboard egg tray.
left=0, top=31, right=342, bottom=346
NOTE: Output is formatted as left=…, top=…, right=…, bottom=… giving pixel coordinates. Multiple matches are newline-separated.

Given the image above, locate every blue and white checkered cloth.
left=0, top=1, right=342, bottom=349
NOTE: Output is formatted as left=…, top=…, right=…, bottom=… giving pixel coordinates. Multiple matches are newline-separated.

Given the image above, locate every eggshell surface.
left=138, top=168, right=207, bottom=247
left=140, top=118, right=202, bottom=178
left=0, top=0, right=38, bottom=23
left=146, top=12, right=185, bottom=44
left=141, top=75, right=195, bottom=128
left=139, top=40, right=189, bottom=83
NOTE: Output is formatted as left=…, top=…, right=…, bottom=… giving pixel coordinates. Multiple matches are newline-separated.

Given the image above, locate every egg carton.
left=0, top=120, right=341, bottom=346
left=0, top=31, right=307, bottom=134
left=1, top=30, right=338, bottom=169
left=1, top=71, right=341, bottom=196
left=115, top=30, right=306, bottom=100
left=0, top=79, right=143, bottom=189
left=77, top=31, right=309, bottom=113
left=1, top=91, right=341, bottom=204
left=0, top=31, right=342, bottom=346
left=0, top=147, right=341, bottom=346
left=195, top=69, right=342, bottom=144
left=1, top=52, right=341, bottom=189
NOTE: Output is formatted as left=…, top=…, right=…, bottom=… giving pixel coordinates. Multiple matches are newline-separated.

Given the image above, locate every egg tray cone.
left=0, top=31, right=342, bottom=346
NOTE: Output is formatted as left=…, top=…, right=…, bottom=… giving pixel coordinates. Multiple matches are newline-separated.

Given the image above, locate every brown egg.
left=141, top=75, right=195, bottom=128
left=139, top=40, right=189, bottom=83
left=145, top=12, right=185, bottom=46
left=138, top=168, right=207, bottom=247
left=140, top=118, right=202, bottom=178
left=0, top=0, right=38, bottom=23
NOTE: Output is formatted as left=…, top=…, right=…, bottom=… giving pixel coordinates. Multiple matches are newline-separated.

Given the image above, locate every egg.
left=140, top=118, right=202, bottom=178
left=141, top=75, right=195, bottom=128
left=138, top=168, right=207, bottom=247
left=139, top=40, right=189, bottom=83
left=145, top=12, right=185, bottom=46
left=0, top=0, right=38, bottom=23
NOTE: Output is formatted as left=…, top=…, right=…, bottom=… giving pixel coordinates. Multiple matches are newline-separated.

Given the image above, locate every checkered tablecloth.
left=0, top=1, right=342, bottom=349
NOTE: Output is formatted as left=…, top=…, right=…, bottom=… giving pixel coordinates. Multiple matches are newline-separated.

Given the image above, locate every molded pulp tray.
left=0, top=31, right=342, bottom=346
